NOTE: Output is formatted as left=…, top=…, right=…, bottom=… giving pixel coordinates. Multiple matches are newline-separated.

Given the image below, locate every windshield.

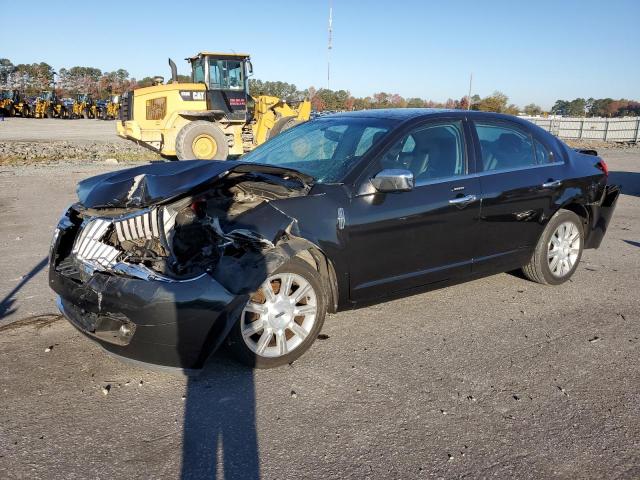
left=240, top=117, right=393, bottom=183
left=0, top=91, right=11, bottom=99
left=209, top=59, right=244, bottom=90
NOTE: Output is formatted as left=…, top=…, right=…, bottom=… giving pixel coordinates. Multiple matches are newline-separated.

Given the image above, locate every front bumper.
left=51, top=267, right=247, bottom=369
left=116, top=120, right=142, bottom=140
left=49, top=212, right=247, bottom=369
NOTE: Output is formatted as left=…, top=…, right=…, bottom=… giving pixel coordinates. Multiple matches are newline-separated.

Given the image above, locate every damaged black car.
left=50, top=109, right=620, bottom=370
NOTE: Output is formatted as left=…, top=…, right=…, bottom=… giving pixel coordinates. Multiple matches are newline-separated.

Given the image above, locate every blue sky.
left=1, top=0, right=638, bottom=109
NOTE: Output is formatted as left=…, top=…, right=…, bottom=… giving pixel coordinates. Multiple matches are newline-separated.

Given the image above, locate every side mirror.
left=371, top=169, right=414, bottom=193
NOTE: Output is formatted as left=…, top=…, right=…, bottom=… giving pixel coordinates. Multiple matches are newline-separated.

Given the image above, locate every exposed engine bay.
left=54, top=167, right=311, bottom=291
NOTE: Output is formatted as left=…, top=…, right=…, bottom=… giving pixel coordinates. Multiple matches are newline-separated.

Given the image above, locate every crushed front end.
left=49, top=161, right=312, bottom=369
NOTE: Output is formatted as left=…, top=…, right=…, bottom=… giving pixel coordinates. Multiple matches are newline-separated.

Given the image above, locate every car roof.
left=321, top=108, right=531, bottom=124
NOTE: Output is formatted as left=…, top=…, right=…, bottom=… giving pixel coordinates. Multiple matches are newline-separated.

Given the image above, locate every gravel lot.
left=0, top=127, right=638, bottom=479
left=0, top=118, right=160, bottom=163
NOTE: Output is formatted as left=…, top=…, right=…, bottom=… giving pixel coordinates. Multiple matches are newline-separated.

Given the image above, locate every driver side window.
left=380, top=121, right=466, bottom=182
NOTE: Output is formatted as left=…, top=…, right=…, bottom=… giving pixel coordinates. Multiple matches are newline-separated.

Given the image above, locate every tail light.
left=596, top=159, right=609, bottom=176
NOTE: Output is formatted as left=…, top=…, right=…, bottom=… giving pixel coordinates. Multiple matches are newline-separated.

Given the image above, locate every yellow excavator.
left=117, top=52, right=311, bottom=160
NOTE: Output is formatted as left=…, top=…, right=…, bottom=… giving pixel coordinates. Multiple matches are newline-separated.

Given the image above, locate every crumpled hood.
left=77, top=160, right=313, bottom=209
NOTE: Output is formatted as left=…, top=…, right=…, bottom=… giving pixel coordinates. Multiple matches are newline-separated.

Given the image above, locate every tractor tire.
left=9, top=106, right=16, bottom=117
left=267, top=115, right=299, bottom=140
left=175, top=121, right=229, bottom=160
left=45, top=108, right=53, bottom=119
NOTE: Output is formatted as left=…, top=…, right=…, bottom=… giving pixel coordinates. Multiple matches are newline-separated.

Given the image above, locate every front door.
left=346, top=119, right=481, bottom=301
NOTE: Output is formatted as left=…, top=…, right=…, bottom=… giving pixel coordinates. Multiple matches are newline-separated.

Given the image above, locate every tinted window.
left=534, top=139, right=556, bottom=164
left=380, top=121, right=466, bottom=182
left=475, top=122, right=536, bottom=171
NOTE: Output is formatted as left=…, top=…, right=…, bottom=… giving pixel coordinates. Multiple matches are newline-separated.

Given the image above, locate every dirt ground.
left=0, top=125, right=639, bottom=479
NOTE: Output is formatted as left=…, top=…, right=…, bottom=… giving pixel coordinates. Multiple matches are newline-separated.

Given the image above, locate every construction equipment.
left=33, top=91, right=56, bottom=118
left=71, top=93, right=97, bottom=119
left=97, top=94, right=120, bottom=120
left=12, top=90, right=33, bottom=117
left=117, top=52, right=311, bottom=160
left=0, top=89, right=16, bottom=116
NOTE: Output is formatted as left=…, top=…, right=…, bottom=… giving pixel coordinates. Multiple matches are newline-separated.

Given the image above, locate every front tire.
left=267, top=115, right=299, bottom=140
left=521, top=209, right=584, bottom=285
left=175, top=121, right=229, bottom=160
left=227, top=257, right=327, bottom=368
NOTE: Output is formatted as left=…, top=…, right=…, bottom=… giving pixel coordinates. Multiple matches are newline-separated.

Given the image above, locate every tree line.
left=249, top=79, right=527, bottom=114
left=1, top=58, right=637, bottom=116
left=551, top=98, right=640, bottom=117
left=0, top=58, right=137, bottom=98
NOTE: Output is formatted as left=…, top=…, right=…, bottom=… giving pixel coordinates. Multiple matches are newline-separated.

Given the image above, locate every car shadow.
left=0, top=257, right=48, bottom=320
left=608, top=171, right=640, bottom=197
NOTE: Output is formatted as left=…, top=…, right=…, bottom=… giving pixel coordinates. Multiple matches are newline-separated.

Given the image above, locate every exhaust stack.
left=168, top=58, right=178, bottom=83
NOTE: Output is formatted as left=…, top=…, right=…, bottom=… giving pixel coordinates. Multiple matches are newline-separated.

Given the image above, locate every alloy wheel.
left=241, top=273, right=318, bottom=358
left=547, top=221, right=581, bottom=277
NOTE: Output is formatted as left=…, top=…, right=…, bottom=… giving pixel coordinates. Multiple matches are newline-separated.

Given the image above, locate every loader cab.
left=187, top=52, right=252, bottom=122
left=40, top=91, right=55, bottom=101
left=76, top=93, right=93, bottom=104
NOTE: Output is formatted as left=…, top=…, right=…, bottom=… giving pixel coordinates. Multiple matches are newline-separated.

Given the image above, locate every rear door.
left=470, top=118, right=566, bottom=273
left=346, top=118, right=482, bottom=301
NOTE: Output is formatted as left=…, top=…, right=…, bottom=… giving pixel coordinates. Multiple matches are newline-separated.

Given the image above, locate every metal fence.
left=521, top=116, right=640, bottom=143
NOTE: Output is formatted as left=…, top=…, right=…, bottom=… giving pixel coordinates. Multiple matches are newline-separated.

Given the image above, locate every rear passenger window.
left=534, top=139, right=555, bottom=164
left=474, top=122, right=537, bottom=172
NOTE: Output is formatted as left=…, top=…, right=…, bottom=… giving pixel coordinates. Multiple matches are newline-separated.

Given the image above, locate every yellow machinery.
left=72, top=93, right=96, bottom=119
left=32, top=91, right=71, bottom=118
left=12, top=91, right=32, bottom=117
left=98, top=94, right=120, bottom=120
left=106, top=95, right=120, bottom=119
left=33, top=91, right=54, bottom=118
left=0, top=89, right=15, bottom=116
left=117, top=52, right=311, bottom=160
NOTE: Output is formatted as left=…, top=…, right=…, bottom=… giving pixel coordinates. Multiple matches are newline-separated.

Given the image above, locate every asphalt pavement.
left=0, top=148, right=638, bottom=479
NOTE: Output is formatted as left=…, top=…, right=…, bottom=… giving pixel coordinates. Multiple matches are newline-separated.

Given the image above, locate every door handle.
left=542, top=180, right=562, bottom=188
left=449, top=194, right=477, bottom=206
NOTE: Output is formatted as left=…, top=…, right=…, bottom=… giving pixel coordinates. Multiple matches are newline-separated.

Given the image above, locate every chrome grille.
left=114, top=209, right=159, bottom=242
left=72, top=218, right=120, bottom=269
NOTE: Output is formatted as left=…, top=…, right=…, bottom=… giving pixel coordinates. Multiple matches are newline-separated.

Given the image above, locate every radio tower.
left=327, top=0, right=333, bottom=90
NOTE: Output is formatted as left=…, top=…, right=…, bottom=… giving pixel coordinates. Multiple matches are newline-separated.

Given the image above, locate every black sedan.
left=49, top=109, right=620, bottom=370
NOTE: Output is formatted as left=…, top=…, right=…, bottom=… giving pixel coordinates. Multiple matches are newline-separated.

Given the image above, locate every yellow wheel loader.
left=98, top=94, right=120, bottom=120
left=33, top=91, right=57, bottom=118
left=11, top=91, right=33, bottom=117
left=116, top=52, right=311, bottom=160
left=0, top=89, right=16, bottom=116
left=72, top=93, right=96, bottom=119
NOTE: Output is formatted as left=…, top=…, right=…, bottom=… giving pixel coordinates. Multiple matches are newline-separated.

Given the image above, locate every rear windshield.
left=241, top=117, right=393, bottom=183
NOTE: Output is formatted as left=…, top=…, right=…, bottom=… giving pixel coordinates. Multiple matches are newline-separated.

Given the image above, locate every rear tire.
left=227, top=257, right=327, bottom=368
left=521, top=209, right=584, bottom=285
left=175, top=121, right=229, bottom=160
